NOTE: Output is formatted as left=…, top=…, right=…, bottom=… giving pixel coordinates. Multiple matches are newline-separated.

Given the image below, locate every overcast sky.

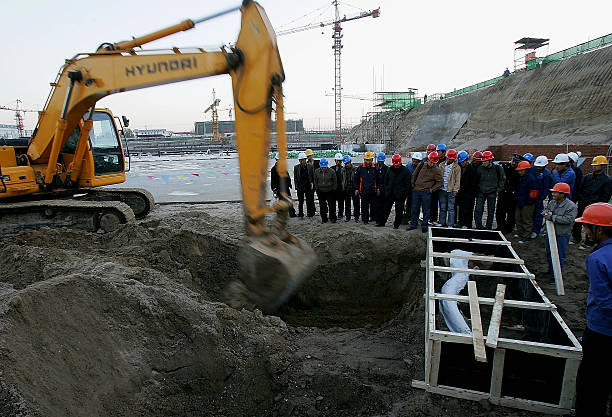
left=1, top=0, right=610, bottom=132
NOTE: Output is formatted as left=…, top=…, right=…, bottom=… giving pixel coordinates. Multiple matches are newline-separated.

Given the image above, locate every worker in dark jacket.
left=314, top=158, right=337, bottom=223
left=573, top=203, right=612, bottom=417
left=456, top=151, right=480, bottom=229
left=271, top=153, right=296, bottom=217
left=378, top=154, right=411, bottom=229
left=514, top=161, right=538, bottom=242
left=430, top=143, right=447, bottom=224
left=572, top=155, right=612, bottom=247
left=293, top=152, right=315, bottom=218
left=374, top=152, right=389, bottom=225
left=568, top=152, right=583, bottom=203
left=331, top=153, right=345, bottom=220
left=474, top=151, right=505, bottom=230
left=408, top=152, right=443, bottom=232
left=341, top=155, right=360, bottom=222
left=531, top=155, right=553, bottom=238
left=354, top=152, right=377, bottom=224
left=496, top=154, right=523, bottom=233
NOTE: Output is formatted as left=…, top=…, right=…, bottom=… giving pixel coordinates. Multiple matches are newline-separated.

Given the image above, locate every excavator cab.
left=61, top=110, right=125, bottom=179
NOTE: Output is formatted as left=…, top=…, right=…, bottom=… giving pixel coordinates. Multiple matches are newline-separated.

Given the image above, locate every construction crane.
left=0, top=99, right=38, bottom=137
left=203, top=89, right=226, bottom=144
left=277, top=2, right=380, bottom=144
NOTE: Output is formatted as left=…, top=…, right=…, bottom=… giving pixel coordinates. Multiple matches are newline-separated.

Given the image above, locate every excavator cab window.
left=91, top=111, right=124, bottom=175
left=61, top=111, right=124, bottom=175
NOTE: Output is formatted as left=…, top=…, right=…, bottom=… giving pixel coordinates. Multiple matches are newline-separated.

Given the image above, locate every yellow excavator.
left=0, top=0, right=316, bottom=312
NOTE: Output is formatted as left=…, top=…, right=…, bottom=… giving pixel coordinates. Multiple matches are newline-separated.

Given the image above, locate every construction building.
left=194, top=119, right=304, bottom=136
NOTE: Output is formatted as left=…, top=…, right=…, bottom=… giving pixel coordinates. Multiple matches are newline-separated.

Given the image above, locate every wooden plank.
left=430, top=251, right=524, bottom=265
left=425, top=339, right=433, bottom=384
left=431, top=266, right=533, bottom=279
left=430, top=330, right=583, bottom=359
left=467, top=281, right=487, bottom=362
left=490, top=348, right=506, bottom=400
left=432, top=293, right=552, bottom=311
left=430, top=236, right=511, bottom=245
left=429, top=340, right=442, bottom=386
left=411, top=380, right=570, bottom=415
left=546, top=219, right=565, bottom=296
left=486, top=284, right=506, bottom=348
left=559, top=358, right=581, bottom=409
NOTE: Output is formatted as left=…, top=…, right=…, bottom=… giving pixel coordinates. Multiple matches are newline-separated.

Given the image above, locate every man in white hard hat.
left=331, top=153, right=345, bottom=220
left=567, top=151, right=583, bottom=204
left=530, top=155, right=553, bottom=238
left=403, top=152, right=422, bottom=224
left=551, top=153, right=576, bottom=198
left=293, top=152, right=315, bottom=218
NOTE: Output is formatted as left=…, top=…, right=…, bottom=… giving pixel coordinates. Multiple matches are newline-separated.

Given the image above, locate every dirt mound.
left=0, top=203, right=584, bottom=416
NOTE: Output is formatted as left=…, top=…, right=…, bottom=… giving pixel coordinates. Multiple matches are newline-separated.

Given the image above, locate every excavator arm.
left=22, top=0, right=316, bottom=311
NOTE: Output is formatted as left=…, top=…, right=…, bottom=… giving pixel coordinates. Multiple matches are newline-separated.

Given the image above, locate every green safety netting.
left=269, top=150, right=357, bottom=159
left=443, top=32, right=611, bottom=99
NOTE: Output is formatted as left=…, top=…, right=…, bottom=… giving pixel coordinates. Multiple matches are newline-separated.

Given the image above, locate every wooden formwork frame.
left=412, top=227, right=582, bottom=415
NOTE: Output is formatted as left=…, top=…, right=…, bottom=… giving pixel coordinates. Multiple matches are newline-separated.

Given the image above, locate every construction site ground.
left=0, top=203, right=589, bottom=417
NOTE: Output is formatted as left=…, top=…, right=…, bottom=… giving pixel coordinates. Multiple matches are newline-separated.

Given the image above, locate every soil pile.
left=0, top=203, right=590, bottom=416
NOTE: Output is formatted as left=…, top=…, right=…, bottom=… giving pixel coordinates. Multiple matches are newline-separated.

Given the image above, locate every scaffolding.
left=514, top=37, right=549, bottom=71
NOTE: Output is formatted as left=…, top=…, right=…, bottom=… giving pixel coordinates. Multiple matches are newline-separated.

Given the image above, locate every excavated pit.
left=0, top=204, right=430, bottom=417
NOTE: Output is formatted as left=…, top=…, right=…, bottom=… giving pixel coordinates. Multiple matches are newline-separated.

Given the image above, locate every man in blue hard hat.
left=313, top=158, right=337, bottom=223
left=374, top=152, right=389, bottom=225
left=341, top=155, right=360, bottom=222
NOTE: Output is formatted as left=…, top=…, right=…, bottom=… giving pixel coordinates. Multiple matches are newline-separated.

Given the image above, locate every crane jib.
left=125, top=57, right=198, bottom=77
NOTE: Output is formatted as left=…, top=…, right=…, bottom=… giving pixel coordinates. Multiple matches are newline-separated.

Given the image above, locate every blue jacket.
left=354, top=163, right=377, bottom=194
left=406, top=161, right=416, bottom=174
left=551, top=167, right=576, bottom=199
left=586, top=238, right=612, bottom=337
left=530, top=167, right=553, bottom=202
left=516, top=171, right=538, bottom=207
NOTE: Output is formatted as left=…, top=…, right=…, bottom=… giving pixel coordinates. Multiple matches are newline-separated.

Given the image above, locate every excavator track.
left=77, top=188, right=155, bottom=219
left=0, top=200, right=135, bottom=235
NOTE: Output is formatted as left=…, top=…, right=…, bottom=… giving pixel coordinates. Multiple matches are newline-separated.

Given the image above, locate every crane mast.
left=277, top=2, right=379, bottom=145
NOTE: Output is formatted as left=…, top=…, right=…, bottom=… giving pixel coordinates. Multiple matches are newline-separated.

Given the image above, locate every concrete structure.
left=194, top=119, right=304, bottom=136
left=0, top=124, right=20, bottom=139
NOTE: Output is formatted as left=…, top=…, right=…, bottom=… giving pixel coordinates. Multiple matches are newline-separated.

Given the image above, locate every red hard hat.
left=575, top=202, right=612, bottom=227
left=446, top=149, right=458, bottom=160
left=428, top=151, right=439, bottom=163
left=515, top=161, right=531, bottom=171
left=550, top=182, right=571, bottom=194
left=392, top=154, right=402, bottom=165
left=427, top=144, right=436, bottom=152
left=472, top=151, right=483, bottom=161
left=482, top=150, right=494, bottom=161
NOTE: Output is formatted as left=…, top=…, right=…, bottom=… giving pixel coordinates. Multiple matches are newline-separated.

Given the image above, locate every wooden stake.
left=486, top=284, right=506, bottom=348
left=546, top=219, right=565, bottom=295
left=468, top=280, right=487, bottom=362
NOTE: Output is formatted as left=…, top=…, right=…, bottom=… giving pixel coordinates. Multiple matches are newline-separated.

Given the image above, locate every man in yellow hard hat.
left=303, top=149, right=317, bottom=217
left=572, top=155, right=612, bottom=248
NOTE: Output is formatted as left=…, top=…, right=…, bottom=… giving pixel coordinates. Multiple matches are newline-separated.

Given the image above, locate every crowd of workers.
left=271, top=145, right=612, bottom=415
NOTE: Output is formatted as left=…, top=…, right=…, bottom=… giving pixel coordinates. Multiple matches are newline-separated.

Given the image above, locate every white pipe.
left=439, top=249, right=473, bottom=334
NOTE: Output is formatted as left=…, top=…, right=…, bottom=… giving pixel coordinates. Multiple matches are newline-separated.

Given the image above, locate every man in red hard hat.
left=474, top=150, right=505, bottom=230
left=543, top=182, right=577, bottom=281
left=514, top=161, right=538, bottom=243
left=437, top=149, right=461, bottom=227
left=378, top=154, right=411, bottom=229
left=573, top=202, right=612, bottom=417
left=409, top=152, right=443, bottom=232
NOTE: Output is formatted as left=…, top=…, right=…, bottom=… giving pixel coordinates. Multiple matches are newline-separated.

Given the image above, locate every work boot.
left=375, top=223, right=384, bottom=227
left=345, top=217, right=351, bottom=222
left=355, top=218, right=359, bottom=223
left=330, top=219, right=337, bottom=224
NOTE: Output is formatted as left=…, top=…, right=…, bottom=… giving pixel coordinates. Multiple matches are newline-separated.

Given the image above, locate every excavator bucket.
left=226, top=235, right=317, bottom=313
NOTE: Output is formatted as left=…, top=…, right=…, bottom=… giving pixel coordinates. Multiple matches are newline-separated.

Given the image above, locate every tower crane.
left=0, top=99, right=39, bottom=137
left=278, top=2, right=380, bottom=144
left=203, top=89, right=226, bottom=144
